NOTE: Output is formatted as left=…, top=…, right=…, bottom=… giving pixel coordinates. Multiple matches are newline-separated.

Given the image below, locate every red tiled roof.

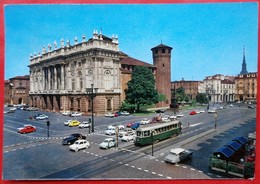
left=120, top=56, right=155, bottom=68
left=151, top=43, right=173, bottom=50
left=9, top=75, right=30, bottom=80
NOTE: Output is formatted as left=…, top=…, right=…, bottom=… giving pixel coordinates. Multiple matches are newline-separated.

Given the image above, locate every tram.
left=134, top=120, right=182, bottom=146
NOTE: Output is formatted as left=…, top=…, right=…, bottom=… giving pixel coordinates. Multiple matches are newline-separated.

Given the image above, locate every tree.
left=175, top=87, right=188, bottom=102
left=125, top=66, right=159, bottom=111
left=196, top=93, right=209, bottom=104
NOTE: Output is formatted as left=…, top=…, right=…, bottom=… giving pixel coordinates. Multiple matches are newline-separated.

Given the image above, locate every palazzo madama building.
left=28, top=31, right=121, bottom=115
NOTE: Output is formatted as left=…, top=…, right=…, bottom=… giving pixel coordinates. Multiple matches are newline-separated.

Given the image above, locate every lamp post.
left=151, top=131, right=155, bottom=156
left=86, top=84, right=98, bottom=133
left=206, top=88, right=210, bottom=111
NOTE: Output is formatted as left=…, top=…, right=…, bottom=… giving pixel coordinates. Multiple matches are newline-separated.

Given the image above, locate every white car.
left=199, top=109, right=205, bottom=113
left=164, top=148, right=193, bottom=164
left=105, top=129, right=116, bottom=135
left=140, top=118, right=150, bottom=125
left=62, top=111, right=71, bottom=116
left=162, top=115, right=170, bottom=121
left=99, top=138, right=116, bottom=149
left=105, top=113, right=115, bottom=117
left=176, top=113, right=184, bottom=118
left=119, top=129, right=134, bottom=138
left=113, top=124, right=124, bottom=130
left=71, top=112, right=82, bottom=117
left=35, top=114, right=48, bottom=120
left=121, top=111, right=130, bottom=116
left=69, top=140, right=90, bottom=152
left=79, top=121, right=90, bottom=128
left=121, top=133, right=135, bottom=142
left=64, top=120, right=72, bottom=126
left=169, top=114, right=177, bottom=119
left=208, top=109, right=217, bottom=113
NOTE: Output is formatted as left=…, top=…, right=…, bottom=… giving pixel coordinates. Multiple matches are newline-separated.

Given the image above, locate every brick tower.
left=151, top=43, right=172, bottom=108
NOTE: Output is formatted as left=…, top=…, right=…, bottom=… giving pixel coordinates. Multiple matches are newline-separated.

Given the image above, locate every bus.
left=134, top=120, right=182, bottom=146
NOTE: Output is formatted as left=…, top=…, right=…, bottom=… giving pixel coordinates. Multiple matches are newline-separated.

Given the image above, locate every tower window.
left=155, top=49, right=158, bottom=54
left=162, top=49, right=165, bottom=53
left=163, top=64, right=165, bottom=67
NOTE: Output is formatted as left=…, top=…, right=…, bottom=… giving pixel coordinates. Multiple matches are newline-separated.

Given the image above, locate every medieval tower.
left=151, top=43, right=173, bottom=107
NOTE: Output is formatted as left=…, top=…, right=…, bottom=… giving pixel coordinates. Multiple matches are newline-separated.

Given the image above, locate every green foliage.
left=158, top=93, right=166, bottom=102
left=120, top=101, right=135, bottom=112
left=196, top=93, right=209, bottom=104
left=174, top=87, right=189, bottom=102
left=125, top=66, right=159, bottom=111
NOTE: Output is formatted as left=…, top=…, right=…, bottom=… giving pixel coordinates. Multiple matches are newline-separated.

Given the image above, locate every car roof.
left=104, top=138, right=114, bottom=141
left=170, top=148, right=186, bottom=154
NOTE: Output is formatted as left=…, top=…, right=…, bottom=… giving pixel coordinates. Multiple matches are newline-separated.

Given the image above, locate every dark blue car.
left=131, top=122, right=140, bottom=130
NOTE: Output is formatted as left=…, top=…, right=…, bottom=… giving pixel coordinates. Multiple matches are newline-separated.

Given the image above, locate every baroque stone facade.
left=28, top=31, right=121, bottom=115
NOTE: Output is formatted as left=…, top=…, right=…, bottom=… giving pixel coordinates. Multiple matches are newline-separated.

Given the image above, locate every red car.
left=18, top=125, right=37, bottom=134
left=189, top=111, right=197, bottom=115
left=126, top=122, right=135, bottom=128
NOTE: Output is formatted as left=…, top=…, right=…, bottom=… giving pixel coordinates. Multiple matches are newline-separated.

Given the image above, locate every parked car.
left=248, top=105, right=255, bottom=109
left=99, top=138, right=116, bottom=149
left=71, top=112, right=82, bottom=117
left=126, top=122, right=135, bottom=128
left=62, top=111, right=72, bottom=116
left=162, top=115, right=170, bottom=122
left=155, top=109, right=166, bottom=113
left=69, top=140, right=90, bottom=152
left=79, top=121, right=90, bottom=128
left=121, top=111, right=130, bottom=116
left=208, top=109, right=217, bottom=113
left=131, top=122, right=141, bottom=130
left=121, top=132, right=135, bottom=142
left=199, top=109, right=206, bottom=113
left=64, top=120, right=73, bottom=126
left=18, top=125, right=37, bottom=134
left=176, top=113, right=184, bottom=118
left=112, top=124, right=125, bottom=130
left=115, top=111, right=121, bottom=116
left=68, top=120, right=81, bottom=127
left=164, top=148, right=193, bottom=164
left=140, top=118, right=150, bottom=125
left=195, top=110, right=201, bottom=114
left=35, top=114, right=48, bottom=120
left=105, top=129, right=116, bottom=135
left=62, top=133, right=86, bottom=145
left=105, top=113, right=115, bottom=118
left=119, top=129, right=134, bottom=138
left=169, top=114, right=177, bottom=119
left=189, top=111, right=197, bottom=115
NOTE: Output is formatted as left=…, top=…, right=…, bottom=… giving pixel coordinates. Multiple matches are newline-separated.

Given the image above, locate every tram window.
left=136, top=131, right=142, bottom=136
left=144, top=131, right=150, bottom=136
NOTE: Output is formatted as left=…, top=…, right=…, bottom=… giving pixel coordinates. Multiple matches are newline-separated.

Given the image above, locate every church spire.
left=240, top=46, right=248, bottom=75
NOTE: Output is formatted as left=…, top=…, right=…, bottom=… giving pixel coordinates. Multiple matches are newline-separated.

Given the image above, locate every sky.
left=4, top=3, right=258, bottom=81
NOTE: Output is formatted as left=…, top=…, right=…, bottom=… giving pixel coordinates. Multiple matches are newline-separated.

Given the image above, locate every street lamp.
left=85, top=84, right=98, bottom=133
left=151, top=130, right=155, bottom=156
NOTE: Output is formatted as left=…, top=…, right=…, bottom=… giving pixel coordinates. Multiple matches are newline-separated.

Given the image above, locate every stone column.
left=54, top=66, right=57, bottom=90
left=61, top=64, right=64, bottom=90
left=48, top=67, right=51, bottom=90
